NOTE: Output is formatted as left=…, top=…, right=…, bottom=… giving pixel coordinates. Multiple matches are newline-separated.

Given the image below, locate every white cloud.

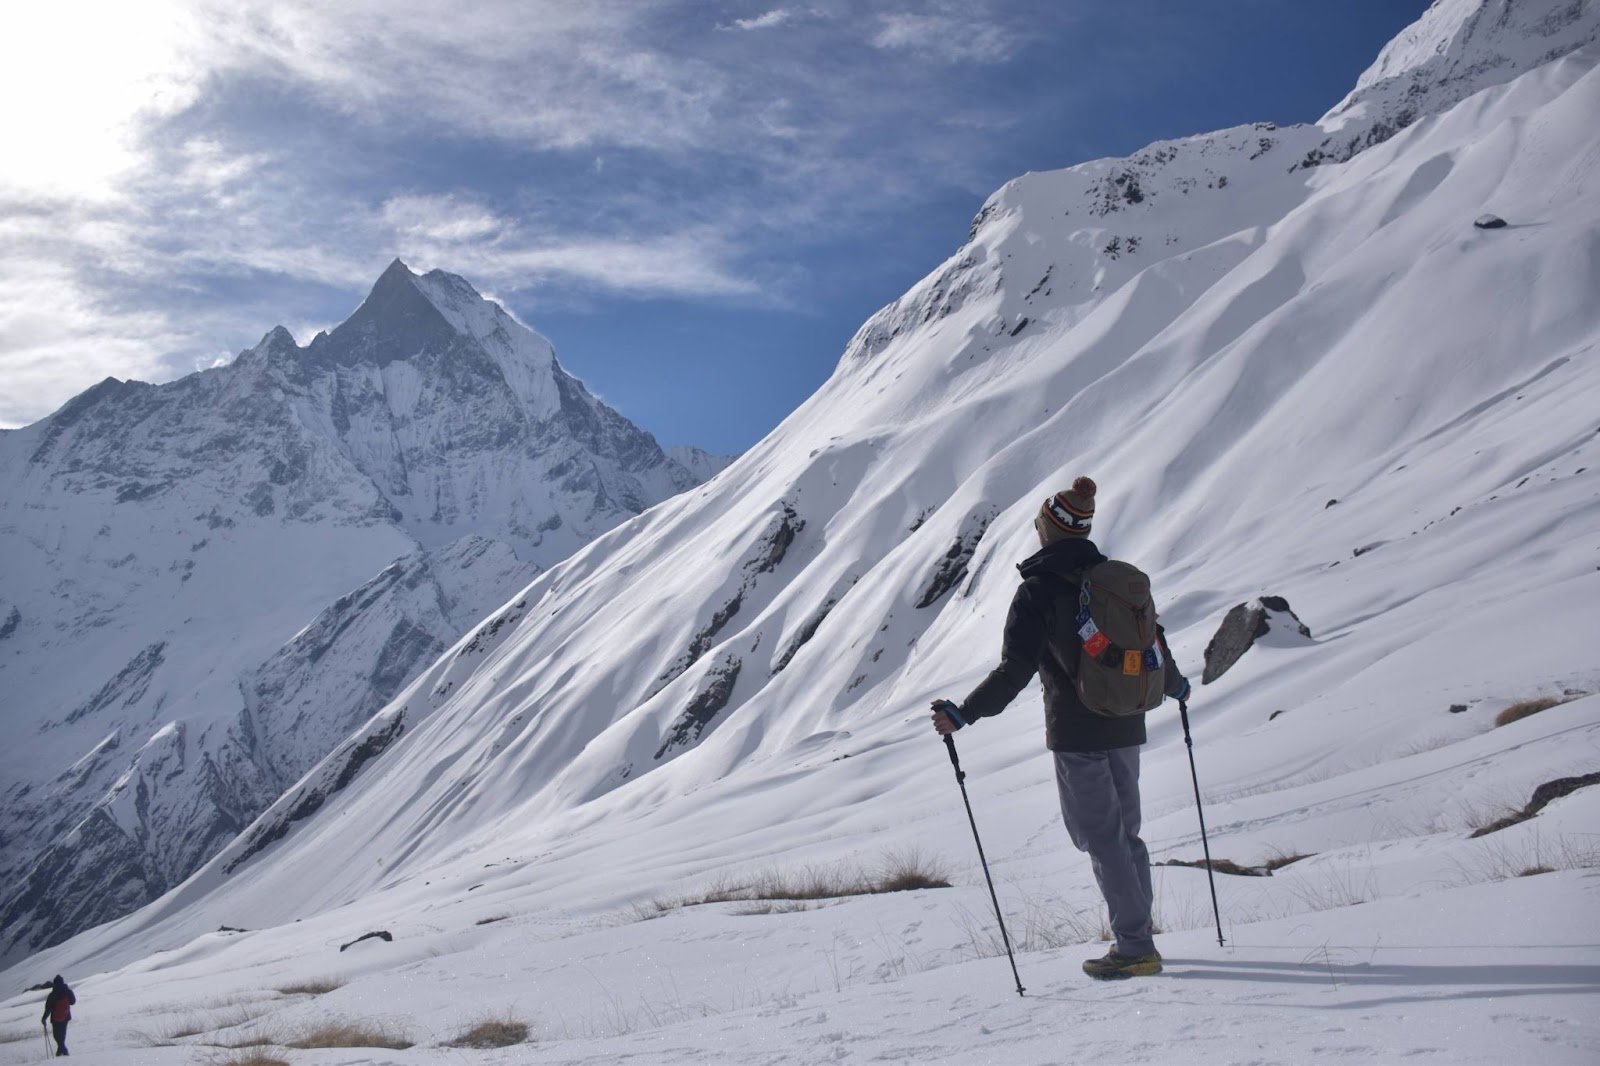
left=728, top=9, right=797, bottom=31
left=395, top=228, right=764, bottom=303
left=0, top=263, right=182, bottom=427
left=872, top=9, right=1023, bottom=65
left=382, top=194, right=507, bottom=244
left=186, top=0, right=724, bottom=155
left=171, top=138, right=275, bottom=197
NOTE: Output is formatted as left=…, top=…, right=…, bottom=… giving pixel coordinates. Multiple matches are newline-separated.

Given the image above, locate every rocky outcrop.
left=1202, top=596, right=1313, bottom=684
left=1469, top=771, right=1600, bottom=838
left=654, top=501, right=804, bottom=691
left=915, top=508, right=996, bottom=609
left=656, top=654, right=743, bottom=760
left=773, top=597, right=838, bottom=677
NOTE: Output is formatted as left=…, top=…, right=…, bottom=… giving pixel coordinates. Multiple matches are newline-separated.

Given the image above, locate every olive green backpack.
left=1071, top=560, right=1166, bottom=717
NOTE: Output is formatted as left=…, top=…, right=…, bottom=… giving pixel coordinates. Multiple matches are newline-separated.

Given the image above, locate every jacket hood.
left=1017, top=537, right=1105, bottom=580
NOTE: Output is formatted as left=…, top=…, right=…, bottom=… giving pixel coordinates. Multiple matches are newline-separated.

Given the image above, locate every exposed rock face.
left=653, top=501, right=805, bottom=692
left=915, top=508, right=996, bottom=609
left=1202, top=596, right=1314, bottom=684
left=0, top=261, right=718, bottom=962
left=656, top=654, right=744, bottom=760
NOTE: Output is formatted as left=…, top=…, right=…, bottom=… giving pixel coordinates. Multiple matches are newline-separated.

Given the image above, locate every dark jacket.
left=957, top=538, right=1186, bottom=752
left=42, top=977, right=74, bottom=1024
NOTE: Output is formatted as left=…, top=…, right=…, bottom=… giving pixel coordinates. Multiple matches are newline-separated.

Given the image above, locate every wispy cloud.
left=382, top=194, right=508, bottom=245
left=726, top=8, right=799, bottom=31
left=0, top=0, right=1064, bottom=427
left=872, top=8, right=1025, bottom=65
left=0, top=262, right=184, bottom=427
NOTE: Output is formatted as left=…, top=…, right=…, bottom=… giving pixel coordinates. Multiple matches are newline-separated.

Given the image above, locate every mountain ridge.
left=0, top=261, right=722, bottom=962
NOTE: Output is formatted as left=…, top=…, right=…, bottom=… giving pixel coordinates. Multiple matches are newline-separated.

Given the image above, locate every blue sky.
left=0, top=0, right=1429, bottom=454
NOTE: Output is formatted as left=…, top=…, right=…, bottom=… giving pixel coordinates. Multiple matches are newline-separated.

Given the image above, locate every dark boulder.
left=1473, top=214, right=1507, bottom=229
left=1202, top=596, right=1313, bottom=684
left=339, top=930, right=393, bottom=952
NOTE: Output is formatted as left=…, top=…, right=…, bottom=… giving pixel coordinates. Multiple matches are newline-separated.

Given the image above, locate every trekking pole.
left=42, top=1020, right=50, bottom=1059
left=1178, top=699, right=1225, bottom=947
left=942, top=733, right=1025, bottom=996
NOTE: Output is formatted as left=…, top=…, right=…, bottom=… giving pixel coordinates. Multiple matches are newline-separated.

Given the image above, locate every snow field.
left=0, top=684, right=1595, bottom=1064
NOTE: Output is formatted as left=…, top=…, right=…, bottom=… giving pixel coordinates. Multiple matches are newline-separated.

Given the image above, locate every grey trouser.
left=1054, top=746, right=1155, bottom=956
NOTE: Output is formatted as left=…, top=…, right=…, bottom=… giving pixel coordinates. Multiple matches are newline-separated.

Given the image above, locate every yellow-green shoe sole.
left=1082, top=954, right=1163, bottom=979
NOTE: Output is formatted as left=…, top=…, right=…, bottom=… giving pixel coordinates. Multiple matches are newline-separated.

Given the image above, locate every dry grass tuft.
left=129, top=1005, right=277, bottom=1048
left=634, top=849, right=950, bottom=920
left=1262, top=850, right=1315, bottom=872
left=276, top=977, right=341, bottom=996
left=1494, top=695, right=1578, bottom=728
left=446, top=1014, right=532, bottom=1049
left=873, top=848, right=953, bottom=893
left=288, top=1020, right=413, bottom=1050
left=730, top=900, right=815, bottom=916
left=1158, top=850, right=1315, bottom=877
left=210, top=1031, right=281, bottom=1050
left=199, top=1050, right=290, bottom=1066
left=956, top=894, right=1109, bottom=958
left=1451, top=832, right=1600, bottom=885
left=1281, top=859, right=1376, bottom=912
left=1158, top=856, right=1263, bottom=877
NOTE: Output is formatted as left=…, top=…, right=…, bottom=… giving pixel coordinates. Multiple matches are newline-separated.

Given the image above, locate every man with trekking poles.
left=931, top=477, right=1194, bottom=980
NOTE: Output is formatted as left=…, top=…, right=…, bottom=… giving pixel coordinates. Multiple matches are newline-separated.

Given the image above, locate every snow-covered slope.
left=0, top=263, right=711, bottom=960
left=3, top=2, right=1598, bottom=1062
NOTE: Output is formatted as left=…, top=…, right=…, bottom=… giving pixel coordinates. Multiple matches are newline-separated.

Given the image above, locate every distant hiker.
left=931, top=477, right=1190, bottom=979
left=41, top=974, right=75, bottom=1056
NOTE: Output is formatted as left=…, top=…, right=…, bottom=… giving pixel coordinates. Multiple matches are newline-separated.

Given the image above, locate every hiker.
left=930, top=477, right=1190, bottom=979
left=41, top=974, right=75, bottom=1056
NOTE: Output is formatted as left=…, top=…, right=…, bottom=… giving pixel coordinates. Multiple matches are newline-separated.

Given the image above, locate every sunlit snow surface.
left=3, top=3, right=1599, bottom=1062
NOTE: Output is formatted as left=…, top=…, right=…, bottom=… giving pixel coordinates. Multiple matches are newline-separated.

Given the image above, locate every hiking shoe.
left=1082, top=950, right=1162, bottom=979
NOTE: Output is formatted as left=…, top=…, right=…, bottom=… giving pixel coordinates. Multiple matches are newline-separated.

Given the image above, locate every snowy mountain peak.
left=1314, top=0, right=1600, bottom=155
left=293, top=259, right=562, bottom=422
left=0, top=258, right=716, bottom=963
left=251, top=324, right=299, bottom=358
left=302, top=258, right=458, bottom=368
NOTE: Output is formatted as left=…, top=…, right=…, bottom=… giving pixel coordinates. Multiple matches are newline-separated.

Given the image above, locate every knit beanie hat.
left=1035, top=476, right=1096, bottom=544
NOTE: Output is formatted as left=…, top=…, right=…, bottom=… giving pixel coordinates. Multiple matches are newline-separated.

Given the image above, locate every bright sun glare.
left=0, top=0, right=201, bottom=199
